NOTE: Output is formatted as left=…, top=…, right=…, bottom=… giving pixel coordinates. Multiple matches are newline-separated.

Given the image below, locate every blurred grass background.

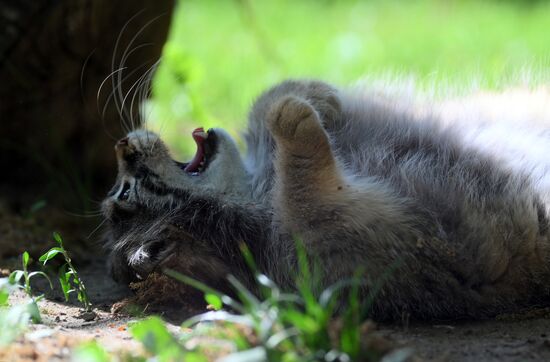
left=147, top=0, right=550, bottom=157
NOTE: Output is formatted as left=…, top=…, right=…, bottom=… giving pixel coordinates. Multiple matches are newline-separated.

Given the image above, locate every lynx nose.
left=115, top=137, right=129, bottom=150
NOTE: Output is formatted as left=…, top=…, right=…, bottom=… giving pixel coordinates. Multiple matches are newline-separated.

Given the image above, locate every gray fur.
left=102, top=79, right=550, bottom=320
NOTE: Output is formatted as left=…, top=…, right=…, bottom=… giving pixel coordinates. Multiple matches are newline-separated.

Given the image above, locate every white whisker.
left=111, top=11, right=146, bottom=131
left=101, top=61, right=153, bottom=131
left=121, top=59, right=156, bottom=131
left=114, top=14, right=166, bottom=132
left=86, top=218, right=108, bottom=240
left=132, top=59, right=160, bottom=131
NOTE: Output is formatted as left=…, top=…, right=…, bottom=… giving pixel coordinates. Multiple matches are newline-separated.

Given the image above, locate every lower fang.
left=191, top=172, right=199, bottom=176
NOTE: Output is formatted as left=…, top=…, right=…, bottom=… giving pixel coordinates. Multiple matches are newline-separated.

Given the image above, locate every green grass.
left=148, top=0, right=550, bottom=157
left=73, top=244, right=408, bottom=362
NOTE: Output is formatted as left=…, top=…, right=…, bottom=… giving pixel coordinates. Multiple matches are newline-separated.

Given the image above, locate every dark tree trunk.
left=0, top=0, right=174, bottom=210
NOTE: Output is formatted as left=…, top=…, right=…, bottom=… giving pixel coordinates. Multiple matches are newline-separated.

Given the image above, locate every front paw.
left=267, top=96, right=330, bottom=157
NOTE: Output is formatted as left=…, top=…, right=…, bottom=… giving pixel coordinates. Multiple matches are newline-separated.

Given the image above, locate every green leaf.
left=218, top=347, right=267, bottom=362
left=27, top=300, right=42, bottom=324
left=22, top=252, right=30, bottom=267
left=181, top=310, right=254, bottom=329
left=182, top=352, right=208, bottom=362
left=72, top=341, right=110, bottom=362
left=29, top=200, right=47, bottom=214
left=164, top=269, right=220, bottom=296
left=130, top=317, right=183, bottom=359
left=0, top=289, right=9, bottom=307
left=52, top=232, right=64, bottom=247
left=239, top=242, right=258, bottom=272
left=281, top=310, right=319, bottom=334
left=205, top=293, right=223, bottom=310
left=340, top=322, right=360, bottom=357
left=39, top=248, right=63, bottom=264
left=9, top=270, right=24, bottom=285
left=227, top=275, right=260, bottom=309
left=58, top=264, right=71, bottom=301
left=28, top=271, right=53, bottom=290
left=0, top=303, right=33, bottom=345
left=164, top=268, right=244, bottom=312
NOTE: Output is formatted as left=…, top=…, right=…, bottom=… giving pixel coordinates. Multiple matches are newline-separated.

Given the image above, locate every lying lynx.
left=102, top=79, right=550, bottom=320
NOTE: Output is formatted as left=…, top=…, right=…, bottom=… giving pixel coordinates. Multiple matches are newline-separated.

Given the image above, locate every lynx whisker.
left=131, top=59, right=160, bottom=135
left=87, top=218, right=108, bottom=240
left=97, top=67, right=127, bottom=115
left=120, top=57, right=157, bottom=131
left=113, top=14, right=166, bottom=128
left=101, top=61, right=154, bottom=132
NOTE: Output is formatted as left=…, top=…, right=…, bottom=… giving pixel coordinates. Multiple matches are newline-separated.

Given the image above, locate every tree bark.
left=0, top=0, right=174, bottom=210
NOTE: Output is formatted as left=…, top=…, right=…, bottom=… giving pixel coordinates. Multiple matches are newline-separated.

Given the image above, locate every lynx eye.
left=119, top=182, right=131, bottom=201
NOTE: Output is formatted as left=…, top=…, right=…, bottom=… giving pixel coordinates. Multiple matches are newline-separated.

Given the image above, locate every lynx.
left=102, top=79, right=550, bottom=320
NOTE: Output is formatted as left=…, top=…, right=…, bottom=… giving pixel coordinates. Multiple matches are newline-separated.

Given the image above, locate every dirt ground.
left=2, top=206, right=550, bottom=361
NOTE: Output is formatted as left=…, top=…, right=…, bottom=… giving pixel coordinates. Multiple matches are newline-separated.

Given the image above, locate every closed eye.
left=118, top=182, right=131, bottom=201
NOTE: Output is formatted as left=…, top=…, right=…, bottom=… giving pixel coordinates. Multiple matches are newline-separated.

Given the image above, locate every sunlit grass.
left=149, top=0, right=550, bottom=156
left=73, top=244, right=406, bottom=361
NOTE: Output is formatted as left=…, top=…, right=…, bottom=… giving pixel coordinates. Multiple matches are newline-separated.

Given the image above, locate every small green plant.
left=161, top=244, right=409, bottom=362
left=0, top=251, right=53, bottom=345
left=72, top=317, right=208, bottom=362
left=130, top=316, right=208, bottom=362
left=8, top=251, right=53, bottom=323
left=0, top=292, right=41, bottom=346
left=70, top=244, right=407, bottom=361
left=72, top=341, right=112, bottom=362
left=21, top=199, right=47, bottom=219
left=39, top=232, right=92, bottom=311
left=0, top=281, right=9, bottom=307
left=164, top=271, right=363, bottom=361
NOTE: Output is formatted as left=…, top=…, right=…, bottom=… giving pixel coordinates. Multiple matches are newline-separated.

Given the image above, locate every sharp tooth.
left=194, top=131, right=207, bottom=139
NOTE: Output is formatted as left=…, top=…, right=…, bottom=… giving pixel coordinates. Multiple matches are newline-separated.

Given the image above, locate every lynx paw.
left=268, top=96, right=330, bottom=157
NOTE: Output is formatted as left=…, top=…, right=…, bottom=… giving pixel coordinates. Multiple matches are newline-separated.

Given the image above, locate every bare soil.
left=2, top=206, right=550, bottom=361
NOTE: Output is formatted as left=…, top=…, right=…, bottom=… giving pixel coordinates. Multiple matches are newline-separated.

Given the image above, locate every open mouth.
left=175, top=127, right=218, bottom=176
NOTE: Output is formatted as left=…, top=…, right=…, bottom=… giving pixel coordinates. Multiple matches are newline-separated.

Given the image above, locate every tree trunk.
left=0, top=0, right=174, bottom=210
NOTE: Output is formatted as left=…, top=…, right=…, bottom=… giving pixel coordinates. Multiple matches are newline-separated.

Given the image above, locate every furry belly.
left=439, top=87, right=550, bottom=207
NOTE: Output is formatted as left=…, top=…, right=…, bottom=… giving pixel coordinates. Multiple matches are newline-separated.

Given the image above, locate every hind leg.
left=268, top=95, right=344, bottom=188
left=267, top=94, right=354, bottom=207
left=267, top=95, right=418, bottom=290
left=268, top=96, right=367, bottom=236
left=268, top=95, right=414, bottom=246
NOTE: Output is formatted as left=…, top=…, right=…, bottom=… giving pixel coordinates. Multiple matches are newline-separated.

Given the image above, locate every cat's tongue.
left=184, top=127, right=208, bottom=173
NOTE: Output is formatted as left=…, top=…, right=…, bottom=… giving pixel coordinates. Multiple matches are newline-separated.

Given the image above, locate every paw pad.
left=268, top=96, right=330, bottom=156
